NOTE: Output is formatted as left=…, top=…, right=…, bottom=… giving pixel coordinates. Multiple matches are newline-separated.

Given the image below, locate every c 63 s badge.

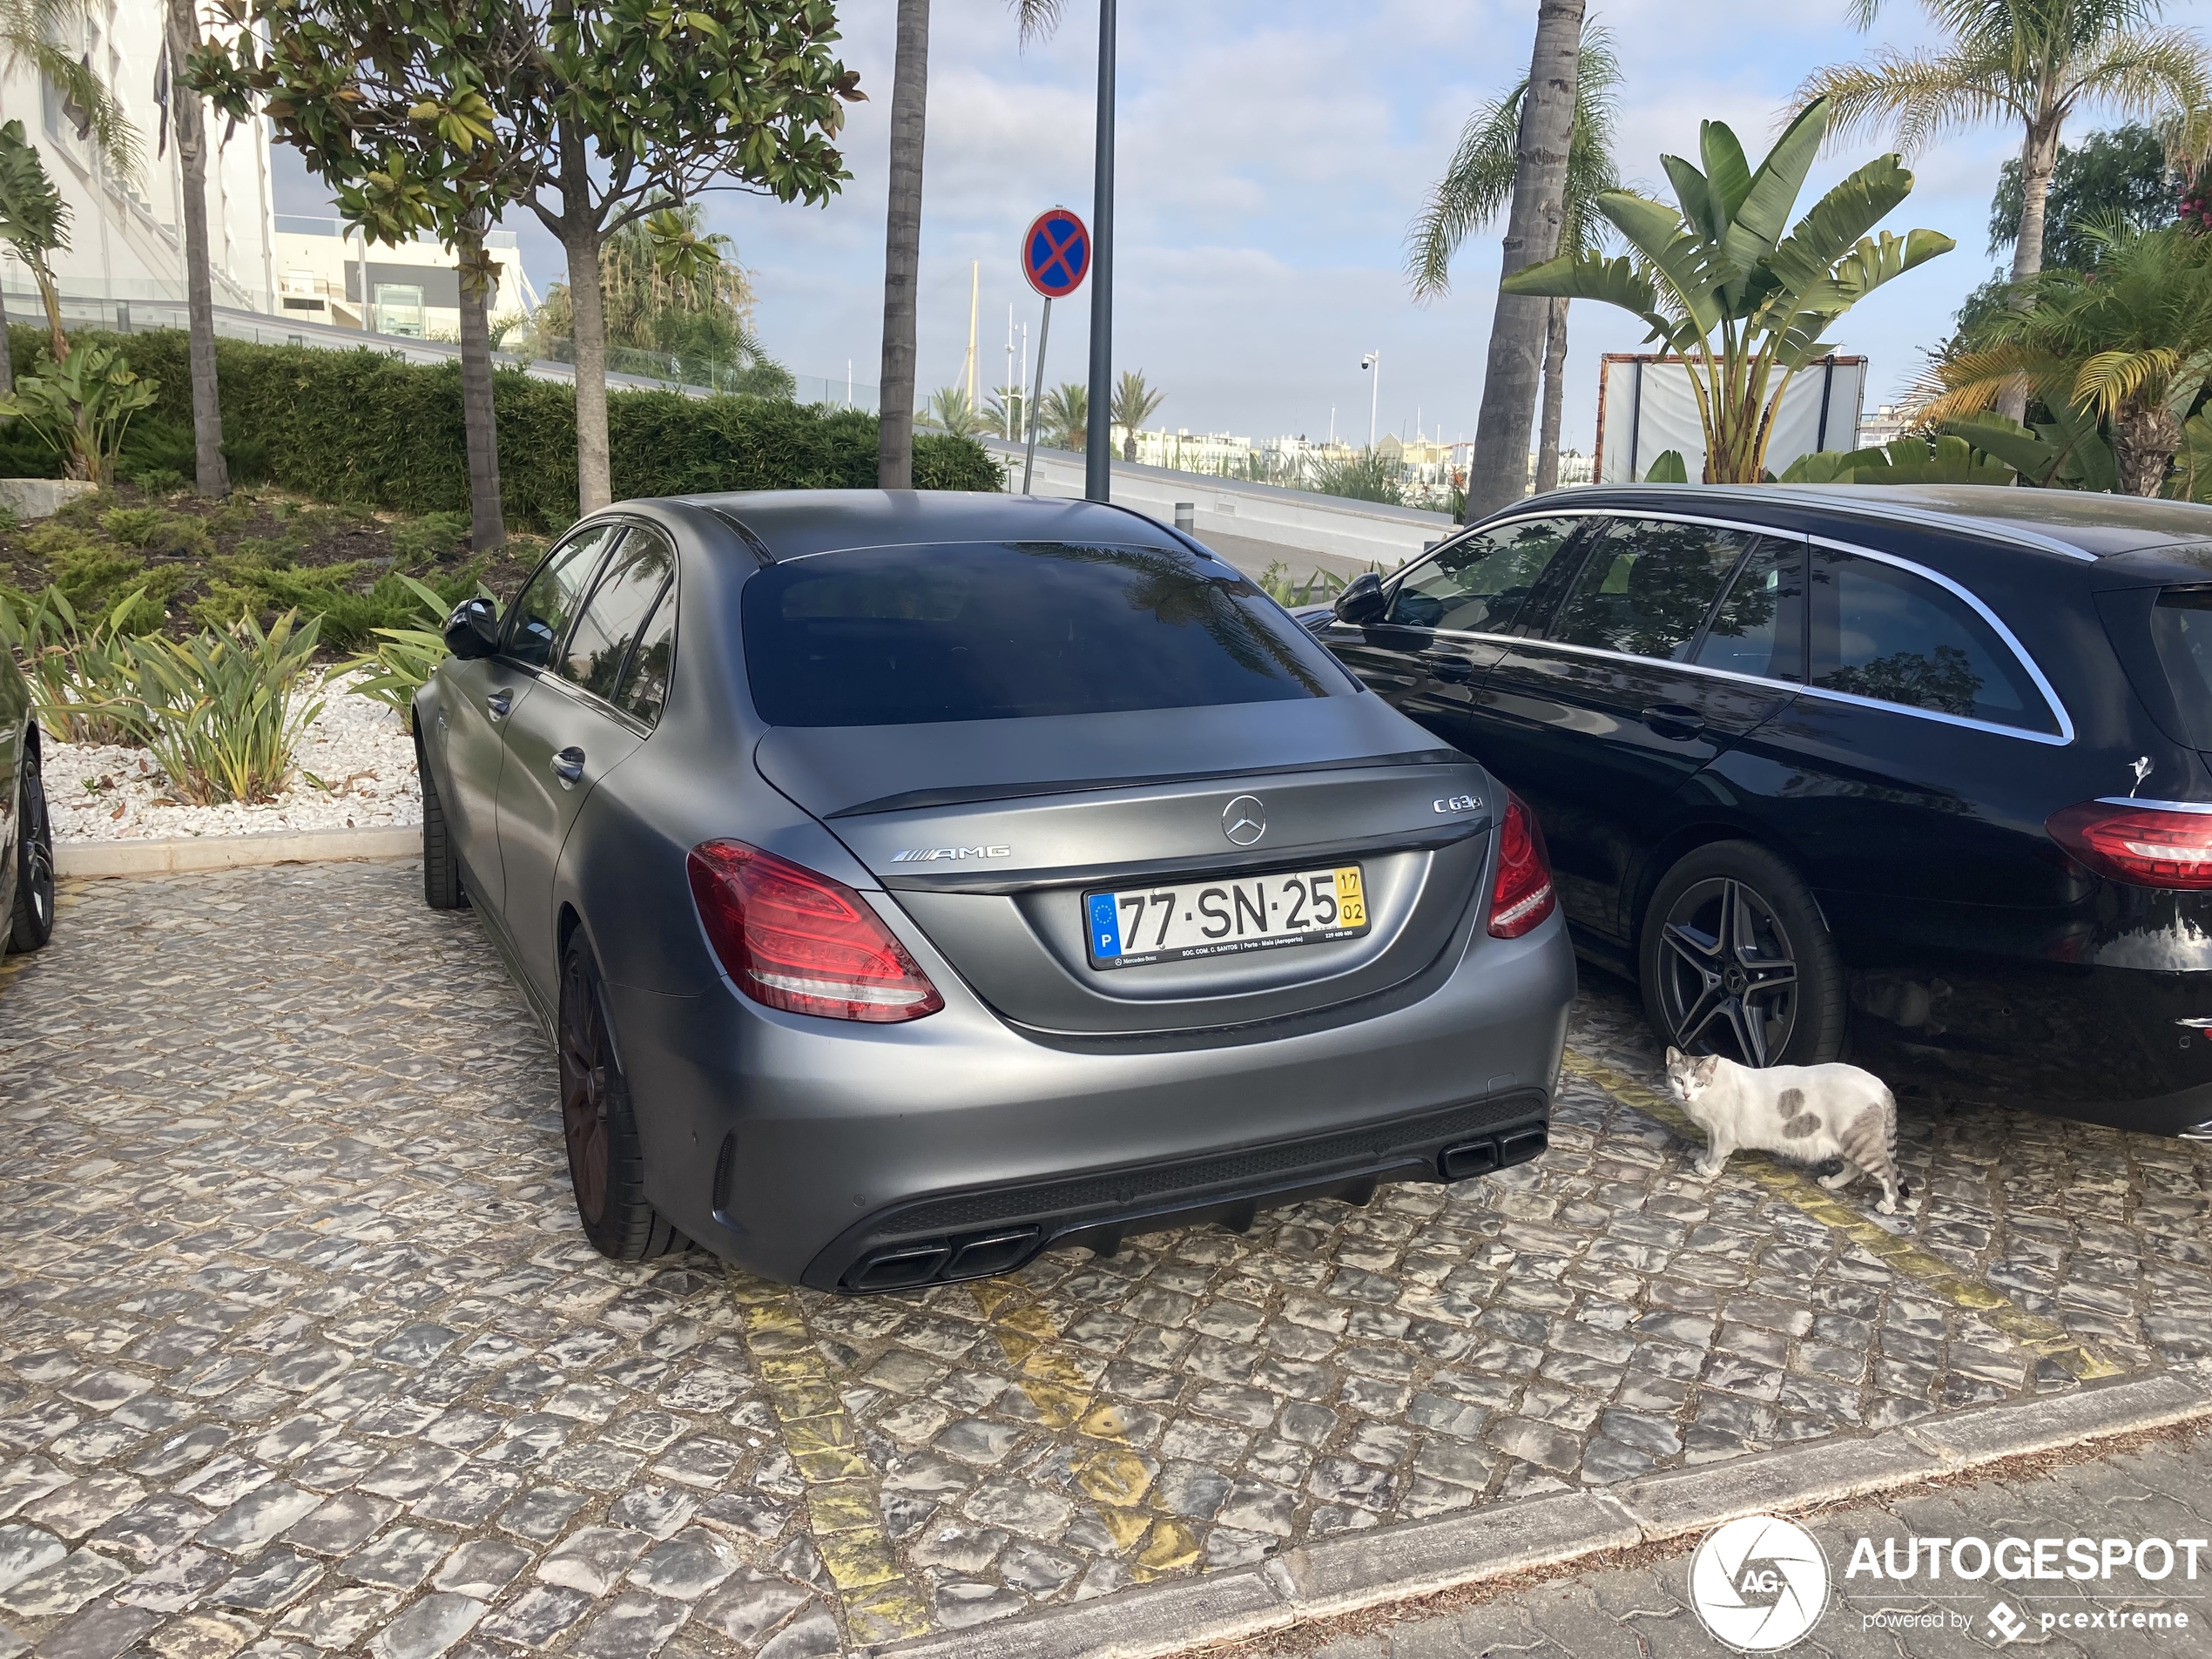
left=891, top=846, right=1013, bottom=863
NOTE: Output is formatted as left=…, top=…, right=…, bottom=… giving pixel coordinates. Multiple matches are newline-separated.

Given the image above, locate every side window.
left=556, top=527, right=676, bottom=701
left=613, top=578, right=677, bottom=725
left=1386, top=517, right=1581, bottom=634
left=505, top=523, right=621, bottom=669
left=1695, top=537, right=1805, bottom=682
left=1808, top=548, right=2055, bottom=732
left=1546, top=518, right=1758, bottom=662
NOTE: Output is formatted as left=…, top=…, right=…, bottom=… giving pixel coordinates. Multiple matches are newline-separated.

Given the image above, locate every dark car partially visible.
left=1306, top=484, right=2212, bottom=1137
left=0, top=629, right=53, bottom=963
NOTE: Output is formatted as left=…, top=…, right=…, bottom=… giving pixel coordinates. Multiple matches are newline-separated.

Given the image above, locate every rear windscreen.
left=2151, top=587, right=2212, bottom=748
left=742, top=541, right=1355, bottom=726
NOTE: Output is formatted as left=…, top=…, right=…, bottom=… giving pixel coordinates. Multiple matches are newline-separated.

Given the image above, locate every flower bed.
left=51, top=671, right=420, bottom=841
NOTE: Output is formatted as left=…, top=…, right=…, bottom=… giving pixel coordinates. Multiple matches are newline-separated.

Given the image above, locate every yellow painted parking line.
left=1559, top=1049, right=2125, bottom=1383
left=728, top=1272, right=933, bottom=1642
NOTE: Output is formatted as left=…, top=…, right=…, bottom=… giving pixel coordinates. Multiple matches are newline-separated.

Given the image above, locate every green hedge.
left=3, top=324, right=1000, bottom=528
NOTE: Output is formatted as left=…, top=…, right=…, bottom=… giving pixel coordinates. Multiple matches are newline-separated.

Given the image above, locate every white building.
left=0, top=0, right=276, bottom=317
left=271, top=217, right=532, bottom=338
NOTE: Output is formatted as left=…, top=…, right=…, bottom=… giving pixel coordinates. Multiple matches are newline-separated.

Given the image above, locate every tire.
left=419, top=736, right=466, bottom=911
left=558, top=930, right=683, bottom=1261
left=1637, top=839, right=1846, bottom=1069
left=9, top=734, right=55, bottom=954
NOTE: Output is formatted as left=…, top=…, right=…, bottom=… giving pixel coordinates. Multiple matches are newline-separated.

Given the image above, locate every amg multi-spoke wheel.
left=558, top=932, right=684, bottom=1261
left=9, top=737, right=55, bottom=954
left=1638, top=840, right=1845, bottom=1069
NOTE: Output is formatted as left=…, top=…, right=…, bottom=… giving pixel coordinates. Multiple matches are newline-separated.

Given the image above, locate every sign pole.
left=1083, top=0, right=1116, bottom=501
left=1022, top=297, right=1052, bottom=496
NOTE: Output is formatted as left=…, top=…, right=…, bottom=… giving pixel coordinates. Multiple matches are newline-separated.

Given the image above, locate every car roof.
left=1509, top=482, right=2212, bottom=565
left=657, top=489, right=1184, bottom=562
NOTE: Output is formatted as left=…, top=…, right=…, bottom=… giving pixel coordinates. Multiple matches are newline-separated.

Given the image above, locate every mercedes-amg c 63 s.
left=414, top=491, right=1575, bottom=1290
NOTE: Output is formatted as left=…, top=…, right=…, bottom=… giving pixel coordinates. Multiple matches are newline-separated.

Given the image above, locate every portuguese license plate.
left=1084, top=865, right=1368, bottom=969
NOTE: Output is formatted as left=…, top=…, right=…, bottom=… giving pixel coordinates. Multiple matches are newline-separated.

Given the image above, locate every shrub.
left=0, top=342, right=158, bottom=484
left=132, top=610, right=323, bottom=804
left=0, top=585, right=155, bottom=745
left=390, top=510, right=470, bottom=564
left=23, top=533, right=183, bottom=632
left=6, top=323, right=1001, bottom=529
left=102, top=507, right=168, bottom=548
left=192, top=536, right=484, bottom=652
left=341, top=572, right=482, bottom=730
left=127, top=467, right=188, bottom=496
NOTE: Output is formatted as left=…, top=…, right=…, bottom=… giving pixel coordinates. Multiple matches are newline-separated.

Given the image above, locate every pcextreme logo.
left=1689, top=1515, right=1831, bottom=1651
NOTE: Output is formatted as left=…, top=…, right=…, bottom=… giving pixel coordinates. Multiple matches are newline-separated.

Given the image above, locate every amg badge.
left=890, top=846, right=1014, bottom=863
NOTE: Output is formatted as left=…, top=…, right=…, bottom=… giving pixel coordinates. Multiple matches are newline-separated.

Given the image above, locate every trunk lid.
left=756, top=698, right=1498, bottom=1035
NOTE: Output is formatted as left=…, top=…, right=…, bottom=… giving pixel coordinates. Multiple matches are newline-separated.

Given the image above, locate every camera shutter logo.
left=1689, top=1514, right=1831, bottom=1651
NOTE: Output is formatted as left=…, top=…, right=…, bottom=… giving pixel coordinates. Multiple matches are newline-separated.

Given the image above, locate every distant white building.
left=271, top=217, right=532, bottom=338
left=1127, top=428, right=1255, bottom=473
left=0, top=0, right=277, bottom=317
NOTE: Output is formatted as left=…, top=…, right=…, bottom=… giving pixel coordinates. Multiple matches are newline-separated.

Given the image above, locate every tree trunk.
left=878, top=0, right=928, bottom=491
left=166, top=0, right=228, bottom=497
left=1534, top=297, right=1568, bottom=494
left=30, top=258, right=67, bottom=364
left=563, top=224, right=611, bottom=513
left=1464, top=0, right=1585, bottom=521
left=1997, top=117, right=2061, bottom=424
left=2112, top=402, right=2179, bottom=496
left=0, top=284, right=12, bottom=396
left=455, top=223, right=505, bottom=552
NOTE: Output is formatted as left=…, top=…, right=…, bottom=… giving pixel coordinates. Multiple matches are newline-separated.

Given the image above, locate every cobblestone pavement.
left=1298, top=1429, right=2212, bottom=1658
left=1, top=861, right=2209, bottom=1658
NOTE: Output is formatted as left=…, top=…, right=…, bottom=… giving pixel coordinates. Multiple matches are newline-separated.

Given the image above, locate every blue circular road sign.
left=1022, top=207, right=1090, bottom=299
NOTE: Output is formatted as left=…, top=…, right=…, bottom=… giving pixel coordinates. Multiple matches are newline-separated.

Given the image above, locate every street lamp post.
left=1084, top=0, right=1116, bottom=501
left=1362, top=352, right=1379, bottom=451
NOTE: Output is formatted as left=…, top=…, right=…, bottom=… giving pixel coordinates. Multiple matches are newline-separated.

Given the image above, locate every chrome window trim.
left=1375, top=509, right=2076, bottom=746
left=1747, top=488, right=2099, bottom=562
left=2096, top=797, right=2212, bottom=813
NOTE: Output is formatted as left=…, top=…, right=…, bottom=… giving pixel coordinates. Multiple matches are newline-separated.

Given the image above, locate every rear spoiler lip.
left=826, top=747, right=1471, bottom=820
left=878, top=818, right=1490, bottom=896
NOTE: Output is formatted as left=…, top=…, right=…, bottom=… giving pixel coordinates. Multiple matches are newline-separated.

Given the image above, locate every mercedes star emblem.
left=1222, top=795, right=1267, bottom=846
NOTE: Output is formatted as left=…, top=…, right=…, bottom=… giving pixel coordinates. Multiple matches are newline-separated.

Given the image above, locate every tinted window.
left=557, top=528, right=675, bottom=700
left=743, top=541, right=1352, bottom=727
left=614, top=583, right=677, bottom=725
left=1696, top=538, right=1805, bottom=681
left=1808, top=548, right=2054, bottom=732
left=1548, top=519, right=1758, bottom=661
left=1386, top=517, right=1579, bottom=633
left=507, top=523, right=620, bottom=669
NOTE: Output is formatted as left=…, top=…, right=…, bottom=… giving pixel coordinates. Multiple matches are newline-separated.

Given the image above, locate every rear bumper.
left=606, top=909, right=1577, bottom=1286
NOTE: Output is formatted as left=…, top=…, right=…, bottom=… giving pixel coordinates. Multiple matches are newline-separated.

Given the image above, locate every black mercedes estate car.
left=1305, top=483, right=2212, bottom=1137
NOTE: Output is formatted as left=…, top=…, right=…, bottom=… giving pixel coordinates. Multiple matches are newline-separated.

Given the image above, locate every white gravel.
left=51, top=670, right=422, bottom=842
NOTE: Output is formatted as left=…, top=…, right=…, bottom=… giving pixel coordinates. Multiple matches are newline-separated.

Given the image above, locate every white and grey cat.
left=1662, top=1047, right=1910, bottom=1214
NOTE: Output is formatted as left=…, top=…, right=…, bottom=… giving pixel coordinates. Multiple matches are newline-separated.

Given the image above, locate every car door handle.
left=486, top=689, right=512, bottom=721
left=551, top=746, right=585, bottom=787
left=1425, top=657, right=1476, bottom=685
left=1641, top=704, right=1705, bottom=741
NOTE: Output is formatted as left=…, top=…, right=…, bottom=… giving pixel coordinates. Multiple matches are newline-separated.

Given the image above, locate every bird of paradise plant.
left=1501, top=98, right=1955, bottom=482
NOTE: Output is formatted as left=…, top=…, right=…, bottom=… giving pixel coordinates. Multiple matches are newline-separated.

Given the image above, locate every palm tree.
left=878, top=0, right=1063, bottom=489
left=1915, top=224, right=2212, bottom=493
left=1462, top=0, right=1588, bottom=520
left=985, top=381, right=1023, bottom=439
left=1109, top=368, right=1164, bottom=461
left=163, top=0, right=226, bottom=497
left=920, top=383, right=981, bottom=437
left=1797, top=0, right=2209, bottom=420
left=1409, top=24, right=1621, bottom=495
left=1040, top=380, right=1086, bottom=451
left=0, top=0, right=138, bottom=398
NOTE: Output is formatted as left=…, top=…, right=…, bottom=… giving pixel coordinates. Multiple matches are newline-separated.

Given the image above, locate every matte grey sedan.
left=414, top=491, right=1574, bottom=1291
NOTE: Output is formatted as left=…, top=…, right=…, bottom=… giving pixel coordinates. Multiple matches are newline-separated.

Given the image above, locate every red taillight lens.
left=1487, top=791, right=1557, bottom=938
left=2047, top=800, right=2212, bottom=890
left=685, top=840, right=945, bottom=1022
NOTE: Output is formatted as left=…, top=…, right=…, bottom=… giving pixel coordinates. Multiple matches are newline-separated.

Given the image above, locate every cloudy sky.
left=273, top=0, right=2060, bottom=453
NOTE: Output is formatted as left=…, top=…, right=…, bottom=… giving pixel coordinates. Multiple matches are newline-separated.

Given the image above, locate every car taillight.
left=685, top=840, right=945, bottom=1022
left=2047, top=800, right=2212, bottom=890
left=1487, top=791, right=1557, bottom=938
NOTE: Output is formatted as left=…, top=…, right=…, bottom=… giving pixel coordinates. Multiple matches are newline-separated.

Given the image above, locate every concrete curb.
left=56, top=825, right=419, bottom=876
left=872, top=1371, right=2212, bottom=1659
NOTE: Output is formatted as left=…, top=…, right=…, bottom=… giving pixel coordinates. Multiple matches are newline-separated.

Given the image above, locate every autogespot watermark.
left=1688, top=1516, right=2208, bottom=1650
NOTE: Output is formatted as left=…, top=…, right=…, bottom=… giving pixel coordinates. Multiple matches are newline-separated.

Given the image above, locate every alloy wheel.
left=559, top=951, right=612, bottom=1226
left=1656, top=875, right=1799, bottom=1066
left=20, top=758, right=51, bottom=935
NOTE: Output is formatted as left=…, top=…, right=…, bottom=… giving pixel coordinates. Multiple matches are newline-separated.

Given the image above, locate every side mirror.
left=443, top=597, right=502, bottom=660
left=1333, top=571, right=1387, bottom=624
